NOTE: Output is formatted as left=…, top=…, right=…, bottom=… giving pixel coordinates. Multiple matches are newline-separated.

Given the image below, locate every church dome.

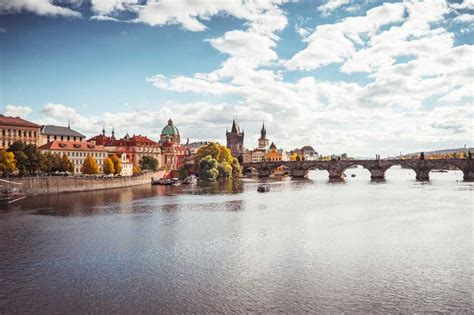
left=161, top=118, right=180, bottom=136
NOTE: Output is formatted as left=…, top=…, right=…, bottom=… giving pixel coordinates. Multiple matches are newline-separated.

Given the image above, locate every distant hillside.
left=388, top=147, right=473, bottom=159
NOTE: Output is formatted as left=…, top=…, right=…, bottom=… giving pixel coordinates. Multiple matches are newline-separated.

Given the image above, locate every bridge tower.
left=226, top=117, right=244, bottom=161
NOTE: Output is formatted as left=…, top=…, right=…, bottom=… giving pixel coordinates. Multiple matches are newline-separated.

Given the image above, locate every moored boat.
left=183, top=175, right=197, bottom=184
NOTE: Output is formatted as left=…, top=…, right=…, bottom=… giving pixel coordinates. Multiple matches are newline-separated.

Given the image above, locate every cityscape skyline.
left=1, top=0, right=473, bottom=156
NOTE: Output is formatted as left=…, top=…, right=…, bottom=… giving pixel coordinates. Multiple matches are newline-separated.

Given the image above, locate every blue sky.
left=1, top=0, right=473, bottom=156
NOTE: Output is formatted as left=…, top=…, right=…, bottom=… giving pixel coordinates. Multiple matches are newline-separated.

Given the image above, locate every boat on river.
left=183, top=175, right=197, bottom=185
left=257, top=185, right=270, bottom=193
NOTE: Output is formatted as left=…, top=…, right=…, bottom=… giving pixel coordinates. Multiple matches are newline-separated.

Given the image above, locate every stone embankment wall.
left=7, top=171, right=166, bottom=196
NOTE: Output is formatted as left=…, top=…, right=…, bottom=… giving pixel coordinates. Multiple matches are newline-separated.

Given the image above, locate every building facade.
left=265, top=142, right=282, bottom=161
left=88, top=131, right=162, bottom=167
left=226, top=118, right=245, bottom=161
left=40, top=124, right=85, bottom=145
left=0, top=115, right=41, bottom=149
left=159, top=119, right=190, bottom=170
left=38, top=140, right=108, bottom=174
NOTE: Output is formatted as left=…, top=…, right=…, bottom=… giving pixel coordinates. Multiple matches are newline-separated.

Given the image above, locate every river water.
left=0, top=166, right=472, bottom=313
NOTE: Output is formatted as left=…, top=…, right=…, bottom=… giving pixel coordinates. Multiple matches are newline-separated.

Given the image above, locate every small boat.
left=171, top=178, right=181, bottom=186
left=351, top=174, right=356, bottom=177
left=183, top=175, right=197, bottom=184
left=151, top=178, right=171, bottom=185
left=432, top=169, right=448, bottom=173
left=257, top=185, right=270, bottom=193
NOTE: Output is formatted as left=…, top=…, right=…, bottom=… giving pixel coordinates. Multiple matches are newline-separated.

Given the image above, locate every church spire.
left=102, top=125, right=105, bottom=136
left=260, top=120, right=266, bottom=139
left=231, top=116, right=238, bottom=133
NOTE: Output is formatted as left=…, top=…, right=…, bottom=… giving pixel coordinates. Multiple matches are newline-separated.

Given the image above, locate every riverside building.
left=0, top=114, right=41, bottom=148
left=38, top=141, right=108, bottom=174
left=40, top=124, right=86, bottom=145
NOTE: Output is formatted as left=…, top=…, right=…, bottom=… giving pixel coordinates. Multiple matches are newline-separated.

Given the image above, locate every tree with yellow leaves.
left=103, top=156, right=115, bottom=175
left=0, top=150, right=17, bottom=176
left=82, top=155, right=99, bottom=175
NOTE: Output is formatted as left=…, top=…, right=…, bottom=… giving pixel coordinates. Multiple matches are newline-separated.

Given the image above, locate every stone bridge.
left=242, top=158, right=474, bottom=181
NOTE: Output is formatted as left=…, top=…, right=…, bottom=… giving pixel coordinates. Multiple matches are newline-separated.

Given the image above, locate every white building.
left=39, top=140, right=108, bottom=174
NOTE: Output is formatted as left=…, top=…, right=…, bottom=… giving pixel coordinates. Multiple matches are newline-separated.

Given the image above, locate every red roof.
left=38, top=140, right=107, bottom=152
left=0, top=115, right=40, bottom=128
left=87, top=134, right=158, bottom=147
left=87, top=134, right=111, bottom=145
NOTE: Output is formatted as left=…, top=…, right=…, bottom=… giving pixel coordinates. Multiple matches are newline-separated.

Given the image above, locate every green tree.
left=196, top=142, right=241, bottom=179
left=42, top=152, right=62, bottom=173
left=231, top=157, right=242, bottom=177
left=82, top=155, right=99, bottom=174
left=110, top=154, right=122, bottom=175
left=198, top=155, right=219, bottom=180
left=103, top=156, right=115, bottom=175
left=0, top=150, right=17, bottom=176
left=139, top=156, right=159, bottom=171
left=8, top=141, right=44, bottom=175
left=217, top=161, right=232, bottom=178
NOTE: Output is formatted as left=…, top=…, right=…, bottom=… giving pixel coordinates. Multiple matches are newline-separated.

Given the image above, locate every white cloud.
left=0, top=0, right=81, bottom=17
left=285, top=2, right=406, bottom=71
left=449, top=0, right=474, bottom=10
left=453, top=13, right=474, bottom=23
left=317, top=0, right=351, bottom=16
left=3, top=105, right=33, bottom=117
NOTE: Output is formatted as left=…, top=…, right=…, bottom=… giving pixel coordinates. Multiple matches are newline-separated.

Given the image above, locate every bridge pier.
left=415, top=168, right=430, bottom=181
left=463, top=169, right=474, bottom=181
left=257, top=169, right=272, bottom=178
left=328, top=171, right=344, bottom=181
left=367, top=167, right=386, bottom=181
left=291, top=168, right=307, bottom=178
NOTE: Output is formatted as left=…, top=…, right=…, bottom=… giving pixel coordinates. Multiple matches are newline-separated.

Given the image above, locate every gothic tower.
left=258, top=121, right=269, bottom=149
left=226, top=117, right=244, bottom=159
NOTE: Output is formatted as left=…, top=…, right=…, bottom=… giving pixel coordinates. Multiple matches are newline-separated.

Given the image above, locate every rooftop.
left=0, top=115, right=41, bottom=128
left=41, top=125, right=85, bottom=138
left=39, top=140, right=107, bottom=152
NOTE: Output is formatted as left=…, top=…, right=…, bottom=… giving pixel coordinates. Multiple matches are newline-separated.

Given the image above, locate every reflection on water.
left=0, top=166, right=472, bottom=313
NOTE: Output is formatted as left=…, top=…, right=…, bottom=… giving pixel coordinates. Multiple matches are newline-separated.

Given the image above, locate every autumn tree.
left=196, top=142, right=241, bottom=179
left=217, top=161, right=232, bottom=178
left=103, top=156, right=115, bottom=175
left=81, top=155, right=99, bottom=174
left=61, top=154, right=74, bottom=173
left=110, top=154, right=122, bottom=175
left=132, top=164, right=142, bottom=175
left=0, top=150, right=17, bottom=176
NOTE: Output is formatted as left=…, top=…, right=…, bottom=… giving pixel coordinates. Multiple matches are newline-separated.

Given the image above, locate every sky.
left=0, top=0, right=473, bottom=157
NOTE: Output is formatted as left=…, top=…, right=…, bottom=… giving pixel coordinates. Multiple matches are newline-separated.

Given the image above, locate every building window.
left=34, top=132, right=37, bottom=137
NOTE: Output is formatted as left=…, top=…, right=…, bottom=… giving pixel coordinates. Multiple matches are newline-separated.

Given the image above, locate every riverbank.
left=3, top=171, right=167, bottom=196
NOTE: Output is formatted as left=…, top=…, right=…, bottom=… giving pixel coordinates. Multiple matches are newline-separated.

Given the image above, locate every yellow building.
left=0, top=115, right=41, bottom=149
left=265, top=142, right=282, bottom=161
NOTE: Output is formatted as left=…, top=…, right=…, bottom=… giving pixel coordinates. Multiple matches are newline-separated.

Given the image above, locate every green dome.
left=161, top=118, right=179, bottom=136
